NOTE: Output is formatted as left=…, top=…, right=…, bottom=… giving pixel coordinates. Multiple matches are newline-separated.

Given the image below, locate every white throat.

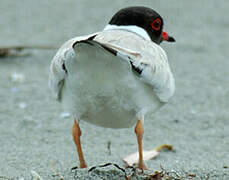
left=104, top=24, right=151, bottom=41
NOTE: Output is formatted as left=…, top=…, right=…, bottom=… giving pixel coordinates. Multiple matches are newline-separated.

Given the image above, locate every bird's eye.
left=151, top=18, right=161, bottom=31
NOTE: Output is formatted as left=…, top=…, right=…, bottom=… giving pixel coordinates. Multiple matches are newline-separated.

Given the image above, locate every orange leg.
left=72, top=118, right=87, bottom=168
left=134, top=119, right=148, bottom=170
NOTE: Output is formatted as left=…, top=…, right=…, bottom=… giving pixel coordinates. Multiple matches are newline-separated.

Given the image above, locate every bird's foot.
left=138, top=161, right=148, bottom=170
left=71, top=162, right=87, bottom=171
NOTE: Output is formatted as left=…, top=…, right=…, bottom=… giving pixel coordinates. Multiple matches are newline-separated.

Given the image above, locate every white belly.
left=61, top=43, right=163, bottom=128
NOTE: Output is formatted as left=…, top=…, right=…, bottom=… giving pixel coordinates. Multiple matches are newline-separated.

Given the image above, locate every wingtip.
left=72, top=35, right=97, bottom=49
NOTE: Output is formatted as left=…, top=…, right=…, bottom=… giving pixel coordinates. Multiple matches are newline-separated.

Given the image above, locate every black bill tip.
left=168, top=36, right=176, bottom=42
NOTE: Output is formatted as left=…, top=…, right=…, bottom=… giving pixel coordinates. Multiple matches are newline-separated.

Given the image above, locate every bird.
left=49, top=6, right=175, bottom=170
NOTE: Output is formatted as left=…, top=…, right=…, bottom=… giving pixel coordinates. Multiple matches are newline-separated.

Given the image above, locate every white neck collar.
left=103, top=24, right=151, bottom=41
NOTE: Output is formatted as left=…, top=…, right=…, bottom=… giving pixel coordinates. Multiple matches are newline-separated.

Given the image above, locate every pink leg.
left=134, top=119, right=148, bottom=170
left=72, top=118, right=87, bottom=168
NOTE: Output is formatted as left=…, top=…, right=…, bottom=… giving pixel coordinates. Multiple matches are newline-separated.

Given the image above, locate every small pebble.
left=10, top=73, right=25, bottom=83
left=60, top=112, right=71, bottom=118
left=31, top=170, right=44, bottom=180
left=173, top=119, right=179, bottom=123
left=19, top=102, right=27, bottom=109
left=190, top=109, right=197, bottom=114
left=10, top=87, right=20, bottom=93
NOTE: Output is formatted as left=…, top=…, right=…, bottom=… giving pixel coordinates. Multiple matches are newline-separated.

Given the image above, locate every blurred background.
left=0, top=0, right=229, bottom=179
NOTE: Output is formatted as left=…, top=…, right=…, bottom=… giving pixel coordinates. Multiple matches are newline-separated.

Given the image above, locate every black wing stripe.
left=62, top=63, right=68, bottom=73
left=99, top=43, right=117, bottom=56
left=87, top=35, right=97, bottom=41
left=72, top=34, right=97, bottom=48
left=73, top=38, right=144, bottom=75
left=130, top=61, right=143, bottom=75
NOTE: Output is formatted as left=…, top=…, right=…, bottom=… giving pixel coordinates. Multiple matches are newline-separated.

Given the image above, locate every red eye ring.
left=151, top=18, right=161, bottom=31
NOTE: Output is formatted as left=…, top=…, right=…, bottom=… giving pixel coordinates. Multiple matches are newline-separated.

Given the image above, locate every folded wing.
left=49, top=31, right=175, bottom=103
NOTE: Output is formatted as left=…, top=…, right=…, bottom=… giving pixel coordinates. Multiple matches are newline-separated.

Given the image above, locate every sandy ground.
left=0, top=0, right=229, bottom=179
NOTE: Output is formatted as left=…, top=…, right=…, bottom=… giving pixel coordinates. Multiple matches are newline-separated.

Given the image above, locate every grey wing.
left=72, top=36, right=175, bottom=103
left=49, top=33, right=98, bottom=101
left=93, top=32, right=175, bottom=102
left=137, top=48, right=175, bottom=103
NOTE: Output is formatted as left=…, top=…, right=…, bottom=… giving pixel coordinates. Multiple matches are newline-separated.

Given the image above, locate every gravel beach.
left=0, top=1, right=229, bottom=179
